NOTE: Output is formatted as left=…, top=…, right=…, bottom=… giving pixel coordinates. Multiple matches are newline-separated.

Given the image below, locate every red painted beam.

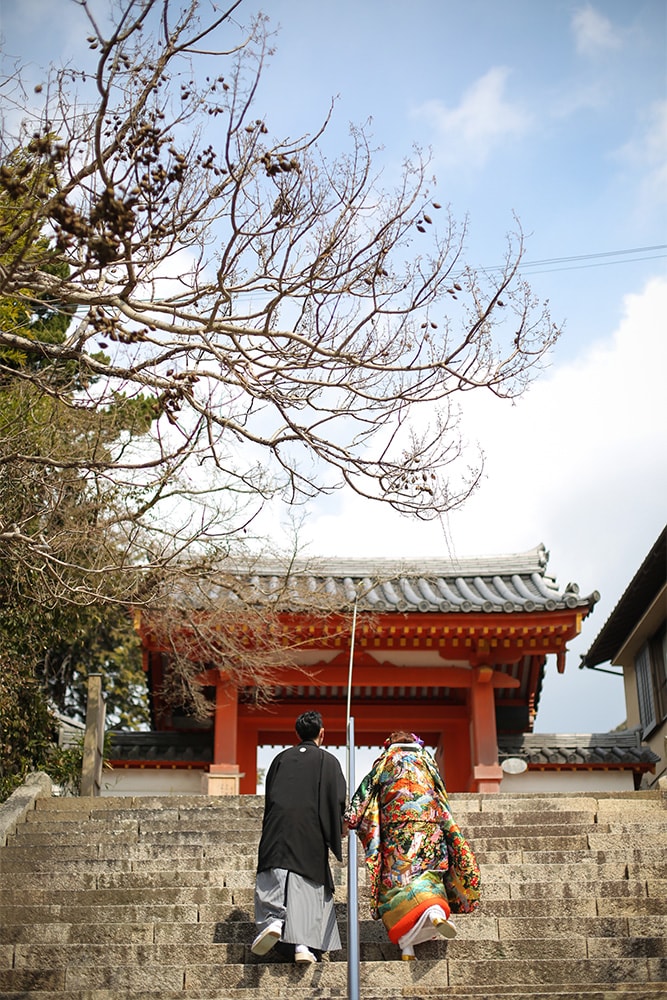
left=204, top=664, right=521, bottom=689
left=242, top=702, right=469, bottom=731
left=139, top=609, right=584, bottom=655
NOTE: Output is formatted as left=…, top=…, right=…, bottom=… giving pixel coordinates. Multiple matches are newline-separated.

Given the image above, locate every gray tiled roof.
left=211, top=544, right=599, bottom=615
left=498, top=729, right=659, bottom=768
left=109, top=731, right=213, bottom=763
left=108, top=728, right=658, bottom=770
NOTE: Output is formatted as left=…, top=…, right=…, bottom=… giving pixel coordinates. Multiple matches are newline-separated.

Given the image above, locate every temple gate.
left=132, top=545, right=599, bottom=794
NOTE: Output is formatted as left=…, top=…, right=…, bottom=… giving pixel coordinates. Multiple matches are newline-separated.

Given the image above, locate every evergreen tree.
left=0, top=145, right=151, bottom=800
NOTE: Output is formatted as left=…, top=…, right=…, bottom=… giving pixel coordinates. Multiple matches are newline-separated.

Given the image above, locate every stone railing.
left=0, top=771, right=52, bottom=846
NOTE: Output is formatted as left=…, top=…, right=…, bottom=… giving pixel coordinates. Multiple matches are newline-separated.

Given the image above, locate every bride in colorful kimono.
left=345, top=730, right=481, bottom=961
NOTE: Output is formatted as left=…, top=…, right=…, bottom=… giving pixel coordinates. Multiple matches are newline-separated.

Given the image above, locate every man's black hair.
left=295, top=710, right=323, bottom=741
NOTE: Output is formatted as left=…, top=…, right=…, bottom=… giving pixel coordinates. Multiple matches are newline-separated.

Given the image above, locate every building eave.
left=582, top=526, right=666, bottom=668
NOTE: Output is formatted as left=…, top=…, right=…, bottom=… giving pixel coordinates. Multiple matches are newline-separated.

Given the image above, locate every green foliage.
left=0, top=380, right=152, bottom=737
left=0, top=142, right=76, bottom=373
left=0, top=143, right=156, bottom=748
left=0, top=655, right=58, bottom=802
left=0, top=595, right=149, bottom=731
left=45, top=732, right=115, bottom=799
left=45, top=737, right=86, bottom=798
left=0, top=592, right=146, bottom=804
left=41, top=606, right=150, bottom=730
left=0, top=653, right=116, bottom=803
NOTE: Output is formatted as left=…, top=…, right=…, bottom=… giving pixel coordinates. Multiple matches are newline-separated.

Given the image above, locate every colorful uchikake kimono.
left=345, top=741, right=481, bottom=945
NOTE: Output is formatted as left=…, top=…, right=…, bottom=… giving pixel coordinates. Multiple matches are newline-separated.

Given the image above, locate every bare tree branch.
left=0, top=0, right=559, bottom=653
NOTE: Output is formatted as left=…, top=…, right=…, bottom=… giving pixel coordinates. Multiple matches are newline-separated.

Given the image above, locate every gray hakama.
left=254, top=867, right=341, bottom=952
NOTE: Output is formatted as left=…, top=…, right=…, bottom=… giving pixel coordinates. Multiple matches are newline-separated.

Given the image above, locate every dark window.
left=651, top=623, right=667, bottom=723
left=636, top=644, right=655, bottom=733
left=635, top=622, right=667, bottom=735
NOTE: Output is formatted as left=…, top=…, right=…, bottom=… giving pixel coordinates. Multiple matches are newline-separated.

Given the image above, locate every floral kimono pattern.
left=345, top=743, right=480, bottom=943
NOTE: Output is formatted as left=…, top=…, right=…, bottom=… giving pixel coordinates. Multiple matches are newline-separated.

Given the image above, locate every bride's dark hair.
left=383, top=730, right=424, bottom=747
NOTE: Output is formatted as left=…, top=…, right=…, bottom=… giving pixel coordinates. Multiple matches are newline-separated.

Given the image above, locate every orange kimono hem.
left=385, top=895, right=452, bottom=945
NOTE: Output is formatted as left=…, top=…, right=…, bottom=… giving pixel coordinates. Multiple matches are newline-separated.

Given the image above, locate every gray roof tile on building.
left=497, top=729, right=659, bottom=768
left=205, top=543, right=599, bottom=615
left=109, top=731, right=213, bottom=763
left=108, top=728, right=658, bottom=770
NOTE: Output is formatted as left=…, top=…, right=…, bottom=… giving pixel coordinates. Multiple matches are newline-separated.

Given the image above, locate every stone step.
left=2, top=874, right=665, bottom=909
left=3, top=851, right=663, bottom=891
left=1, top=787, right=664, bottom=1000
left=17, top=822, right=261, bottom=840
left=399, top=989, right=667, bottom=1000
left=23, top=814, right=264, bottom=831
left=1, top=988, right=666, bottom=1000
left=0, top=915, right=667, bottom=969
left=2, top=891, right=665, bottom=933
left=4, top=850, right=666, bottom=894
left=22, top=813, right=667, bottom=849
left=190, top=956, right=667, bottom=993
left=28, top=807, right=657, bottom=831
left=2, top=983, right=664, bottom=1000
left=4, top=912, right=662, bottom=946
left=31, top=792, right=665, bottom=819
left=0, top=868, right=232, bottom=891
left=6, top=877, right=663, bottom=912
left=2, top=901, right=666, bottom=950
left=2, top=954, right=665, bottom=994
left=1, top=935, right=666, bottom=979
left=6, top=835, right=666, bottom=878
left=485, top=897, right=667, bottom=917
left=4, top=888, right=289, bottom=913
left=34, top=795, right=267, bottom=811
left=15, top=799, right=667, bottom=825
left=4, top=888, right=667, bottom=922
left=11, top=822, right=667, bottom=859
left=9, top=936, right=652, bottom=969
left=0, top=884, right=667, bottom=923
left=217, top=861, right=652, bottom=887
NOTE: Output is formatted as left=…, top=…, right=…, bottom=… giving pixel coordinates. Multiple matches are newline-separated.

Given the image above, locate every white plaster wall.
left=100, top=768, right=206, bottom=797
left=100, top=765, right=637, bottom=796
left=500, top=770, right=635, bottom=793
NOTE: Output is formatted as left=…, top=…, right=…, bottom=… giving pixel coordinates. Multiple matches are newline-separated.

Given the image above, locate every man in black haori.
left=251, top=710, right=347, bottom=964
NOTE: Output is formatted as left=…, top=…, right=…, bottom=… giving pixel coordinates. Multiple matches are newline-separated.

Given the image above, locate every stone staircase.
left=0, top=782, right=666, bottom=1000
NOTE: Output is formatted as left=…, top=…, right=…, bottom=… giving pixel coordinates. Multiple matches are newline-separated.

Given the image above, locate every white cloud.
left=572, top=5, right=622, bottom=57
left=304, top=275, right=667, bottom=560
left=295, top=275, right=667, bottom=731
left=447, top=274, right=667, bottom=558
left=413, top=67, right=532, bottom=169
left=615, top=99, right=667, bottom=209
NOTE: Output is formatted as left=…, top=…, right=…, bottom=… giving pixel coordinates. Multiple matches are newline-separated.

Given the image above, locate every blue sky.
left=1, top=1, right=666, bottom=742
left=255, top=0, right=665, bottom=350
left=253, top=0, right=667, bottom=736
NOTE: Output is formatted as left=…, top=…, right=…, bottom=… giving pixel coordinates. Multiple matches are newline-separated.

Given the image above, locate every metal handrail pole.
left=345, top=597, right=358, bottom=784
left=346, top=715, right=360, bottom=1000
left=345, top=597, right=360, bottom=1000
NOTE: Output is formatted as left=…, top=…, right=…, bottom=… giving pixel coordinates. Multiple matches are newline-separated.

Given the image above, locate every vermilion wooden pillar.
left=238, top=724, right=259, bottom=795
left=203, top=677, right=241, bottom=794
left=469, top=667, right=503, bottom=792
left=436, top=717, right=472, bottom=792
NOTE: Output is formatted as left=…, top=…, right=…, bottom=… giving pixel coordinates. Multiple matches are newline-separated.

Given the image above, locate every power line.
left=522, top=244, right=666, bottom=267
left=518, top=245, right=667, bottom=276
left=465, top=244, right=667, bottom=278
